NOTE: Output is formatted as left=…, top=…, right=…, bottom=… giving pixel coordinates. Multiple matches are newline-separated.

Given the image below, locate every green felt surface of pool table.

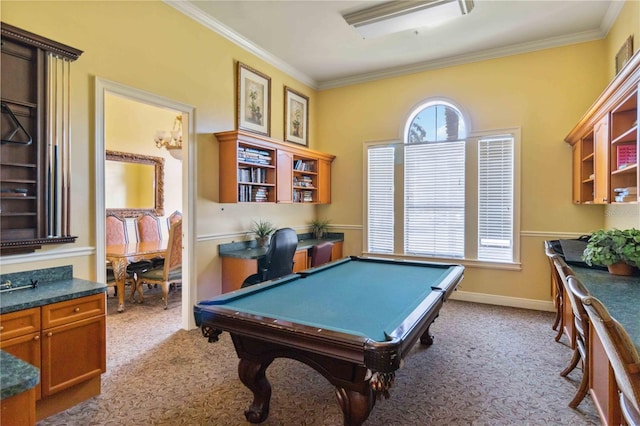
left=197, top=257, right=459, bottom=342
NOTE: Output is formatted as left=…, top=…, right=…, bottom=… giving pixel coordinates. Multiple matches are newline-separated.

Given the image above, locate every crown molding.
left=163, top=0, right=318, bottom=89
left=166, top=0, right=622, bottom=92
left=318, top=29, right=605, bottom=90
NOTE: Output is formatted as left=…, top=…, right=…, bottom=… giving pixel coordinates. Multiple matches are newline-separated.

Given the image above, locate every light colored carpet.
left=37, top=286, right=599, bottom=425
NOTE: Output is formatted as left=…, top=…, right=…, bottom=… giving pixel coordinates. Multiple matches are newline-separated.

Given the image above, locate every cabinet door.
left=276, top=150, right=293, bottom=203
left=317, top=159, right=332, bottom=204
left=221, top=257, right=258, bottom=293
left=293, top=249, right=308, bottom=272
left=572, top=143, right=583, bottom=204
left=41, top=315, right=106, bottom=397
left=593, top=115, right=610, bottom=204
left=331, top=241, right=344, bottom=260
left=0, top=332, right=42, bottom=400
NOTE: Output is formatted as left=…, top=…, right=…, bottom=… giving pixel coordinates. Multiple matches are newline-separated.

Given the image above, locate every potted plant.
left=250, top=219, right=276, bottom=247
left=310, top=218, right=330, bottom=240
left=582, top=228, right=640, bottom=275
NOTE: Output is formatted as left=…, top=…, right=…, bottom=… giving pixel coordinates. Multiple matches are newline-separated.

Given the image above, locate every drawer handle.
left=34, top=335, right=39, bottom=340
left=0, top=326, right=3, bottom=331
left=74, top=307, right=80, bottom=312
left=47, top=332, right=52, bottom=337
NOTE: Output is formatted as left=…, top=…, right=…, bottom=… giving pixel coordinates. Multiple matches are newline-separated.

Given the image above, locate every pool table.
left=194, top=256, right=464, bottom=426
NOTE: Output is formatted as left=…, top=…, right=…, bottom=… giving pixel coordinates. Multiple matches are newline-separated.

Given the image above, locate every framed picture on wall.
left=236, top=62, right=271, bottom=136
left=615, top=36, right=633, bottom=75
left=284, top=86, right=309, bottom=146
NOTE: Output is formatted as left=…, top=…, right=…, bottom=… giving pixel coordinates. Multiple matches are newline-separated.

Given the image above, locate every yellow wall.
left=106, top=94, right=182, bottom=219
left=316, top=42, right=610, bottom=304
left=605, top=0, right=639, bottom=81
left=1, top=1, right=637, bottom=308
left=0, top=1, right=317, bottom=300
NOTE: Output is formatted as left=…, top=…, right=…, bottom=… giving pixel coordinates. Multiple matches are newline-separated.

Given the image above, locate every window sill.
left=360, top=252, right=522, bottom=271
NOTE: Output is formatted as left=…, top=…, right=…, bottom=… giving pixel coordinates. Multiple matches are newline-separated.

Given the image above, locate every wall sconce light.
left=154, top=115, right=183, bottom=161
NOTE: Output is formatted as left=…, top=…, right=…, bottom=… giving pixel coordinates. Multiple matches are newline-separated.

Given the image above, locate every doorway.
left=95, top=78, right=196, bottom=330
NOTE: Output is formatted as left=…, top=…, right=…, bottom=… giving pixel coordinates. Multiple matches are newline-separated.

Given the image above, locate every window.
left=365, top=99, right=519, bottom=265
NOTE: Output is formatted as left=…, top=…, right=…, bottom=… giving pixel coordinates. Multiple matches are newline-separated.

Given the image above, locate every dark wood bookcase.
left=1, top=23, right=82, bottom=254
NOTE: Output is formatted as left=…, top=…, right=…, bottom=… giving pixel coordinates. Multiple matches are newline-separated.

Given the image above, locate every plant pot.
left=256, top=236, right=270, bottom=248
left=607, top=262, right=635, bottom=276
left=314, top=230, right=325, bottom=240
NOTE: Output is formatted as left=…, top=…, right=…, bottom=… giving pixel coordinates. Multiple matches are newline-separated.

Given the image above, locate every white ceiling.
left=169, top=0, right=623, bottom=90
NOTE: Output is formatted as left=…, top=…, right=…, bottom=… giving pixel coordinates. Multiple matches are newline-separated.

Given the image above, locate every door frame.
left=94, top=77, right=197, bottom=330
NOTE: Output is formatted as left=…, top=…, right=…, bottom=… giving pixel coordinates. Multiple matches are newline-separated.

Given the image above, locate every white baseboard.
left=450, top=290, right=555, bottom=312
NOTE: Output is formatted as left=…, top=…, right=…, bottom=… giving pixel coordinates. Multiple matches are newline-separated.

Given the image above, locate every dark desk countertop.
left=0, top=351, right=39, bottom=400
left=219, top=233, right=343, bottom=260
left=572, top=266, right=640, bottom=352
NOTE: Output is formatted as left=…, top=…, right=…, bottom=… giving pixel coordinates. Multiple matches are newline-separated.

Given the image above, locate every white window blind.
left=404, top=141, right=465, bottom=257
left=478, top=136, right=514, bottom=262
left=368, top=146, right=395, bottom=253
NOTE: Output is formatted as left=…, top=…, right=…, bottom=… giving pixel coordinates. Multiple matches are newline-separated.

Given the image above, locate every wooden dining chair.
left=167, top=210, right=182, bottom=228
left=106, top=213, right=128, bottom=245
left=105, top=213, right=129, bottom=297
left=544, top=240, right=564, bottom=340
left=135, top=212, right=162, bottom=242
left=571, top=276, right=640, bottom=425
left=310, top=241, right=334, bottom=267
left=134, top=219, right=182, bottom=309
left=553, top=256, right=590, bottom=409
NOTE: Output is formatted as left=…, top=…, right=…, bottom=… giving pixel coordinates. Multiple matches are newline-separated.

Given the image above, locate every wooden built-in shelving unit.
left=216, top=130, right=335, bottom=204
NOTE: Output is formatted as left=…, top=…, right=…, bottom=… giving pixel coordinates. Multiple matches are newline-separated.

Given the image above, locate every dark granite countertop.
left=0, top=278, right=106, bottom=314
left=572, top=266, right=640, bottom=352
left=0, top=265, right=107, bottom=314
left=0, top=350, right=39, bottom=400
left=219, top=232, right=343, bottom=260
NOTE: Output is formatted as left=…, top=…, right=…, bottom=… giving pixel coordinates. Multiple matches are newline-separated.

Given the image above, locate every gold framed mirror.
left=105, top=150, right=164, bottom=217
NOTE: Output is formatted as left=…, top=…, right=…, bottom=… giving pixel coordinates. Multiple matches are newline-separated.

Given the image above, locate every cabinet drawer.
left=42, top=293, right=105, bottom=329
left=0, top=307, right=40, bottom=341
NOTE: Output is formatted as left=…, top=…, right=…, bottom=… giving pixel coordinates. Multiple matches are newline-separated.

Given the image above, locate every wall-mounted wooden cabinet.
left=216, top=130, right=335, bottom=204
left=1, top=23, right=82, bottom=254
left=566, top=51, right=639, bottom=205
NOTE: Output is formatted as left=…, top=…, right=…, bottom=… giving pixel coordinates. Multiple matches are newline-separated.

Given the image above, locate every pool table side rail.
left=196, top=302, right=374, bottom=365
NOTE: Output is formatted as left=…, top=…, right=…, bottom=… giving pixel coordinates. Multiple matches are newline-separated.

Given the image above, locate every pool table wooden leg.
left=238, top=357, right=273, bottom=423
left=335, top=387, right=375, bottom=426
left=419, top=316, right=439, bottom=345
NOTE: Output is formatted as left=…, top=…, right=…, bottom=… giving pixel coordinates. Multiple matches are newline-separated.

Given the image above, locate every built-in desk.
left=219, top=233, right=343, bottom=293
left=571, top=267, right=639, bottom=426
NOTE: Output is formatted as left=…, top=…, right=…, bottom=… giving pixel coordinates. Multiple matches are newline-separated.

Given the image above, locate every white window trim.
left=362, top=127, right=521, bottom=269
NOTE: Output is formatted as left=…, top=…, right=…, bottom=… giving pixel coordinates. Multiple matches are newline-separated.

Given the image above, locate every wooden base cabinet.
left=0, top=293, right=106, bottom=421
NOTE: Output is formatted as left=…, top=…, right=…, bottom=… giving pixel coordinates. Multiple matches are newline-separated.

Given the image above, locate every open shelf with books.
left=293, top=156, right=318, bottom=203
left=215, top=130, right=335, bottom=204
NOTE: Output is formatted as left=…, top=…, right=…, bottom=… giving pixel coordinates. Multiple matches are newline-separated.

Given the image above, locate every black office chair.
left=242, top=227, right=298, bottom=288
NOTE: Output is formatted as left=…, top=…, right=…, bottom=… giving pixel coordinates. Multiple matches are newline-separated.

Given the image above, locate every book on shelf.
left=616, top=144, right=637, bottom=169
left=293, top=159, right=315, bottom=172
left=238, top=185, right=269, bottom=202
